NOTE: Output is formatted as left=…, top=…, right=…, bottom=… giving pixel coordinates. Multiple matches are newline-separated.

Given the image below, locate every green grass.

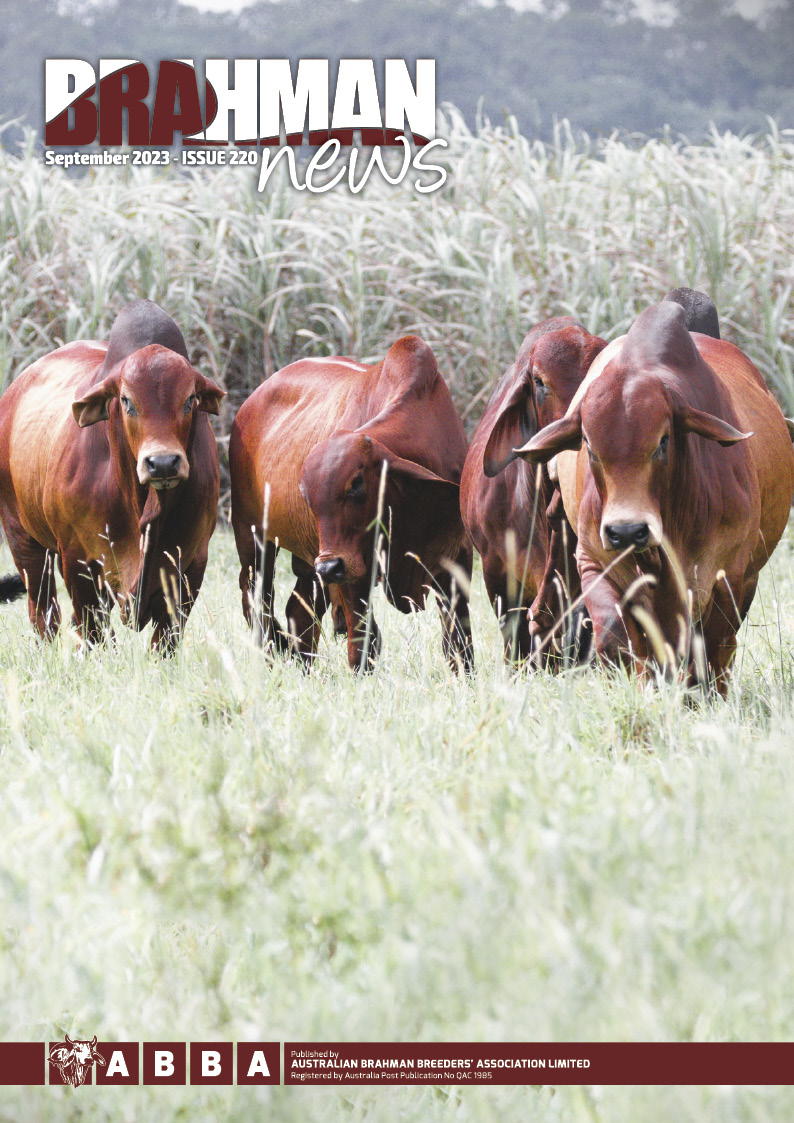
left=2, top=522, right=794, bottom=1121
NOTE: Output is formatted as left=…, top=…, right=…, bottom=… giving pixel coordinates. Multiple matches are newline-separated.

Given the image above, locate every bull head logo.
left=49, top=1033, right=106, bottom=1088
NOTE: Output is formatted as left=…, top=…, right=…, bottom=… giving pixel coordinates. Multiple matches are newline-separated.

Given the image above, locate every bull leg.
left=330, top=586, right=348, bottom=636
left=337, top=579, right=381, bottom=672
left=62, top=555, right=112, bottom=646
left=0, top=518, right=61, bottom=637
left=27, top=549, right=61, bottom=639
left=436, top=546, right=474, bottom=674
left=238, top=534, right=290, bottom=654
left=145, top=582, right=175, bottom=653
left=285, top=573, right=329, bottom=665
left=147, top=552, right=209, bottom=654
left=528, top=489, right=586, bottom=665
left=738, top=575, right=759, bottom=623
left=697, top=578, right=746, bottom=697
left=482, top=557, right=533, bottom=665
left=528, top=489, right=569, bottom=633
left=580, top=557, right=645, bottom=671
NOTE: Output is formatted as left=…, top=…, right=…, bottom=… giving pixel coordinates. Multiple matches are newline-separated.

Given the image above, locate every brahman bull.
left=515, top=301, right=794, bottom=694
left=461, top=290, right=722, bottom=664
left=229, top=335, right=473, bottom=671
left=0, top=300, right=224, bottom=649
left=460, top=317, right=606, bottom=662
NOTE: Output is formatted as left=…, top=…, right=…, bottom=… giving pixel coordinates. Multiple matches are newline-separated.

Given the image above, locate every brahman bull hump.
left=98, top=298, right=190, bottom=374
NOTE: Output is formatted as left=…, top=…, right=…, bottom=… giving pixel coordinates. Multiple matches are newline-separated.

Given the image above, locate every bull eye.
left=652, top=433, right=670, bottom=462
left=120, top=395, right=137, bottom=418
left=347, top=474, right=366, bottom=504
left=585, top=439, right=599, bottom=465
left=533, top=375, right=548, bottom=404
left=183, top=394, right=197, bottom=415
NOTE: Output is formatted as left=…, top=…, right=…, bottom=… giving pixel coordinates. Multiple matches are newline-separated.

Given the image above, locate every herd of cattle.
left=0, top=290, right=792, bottom=696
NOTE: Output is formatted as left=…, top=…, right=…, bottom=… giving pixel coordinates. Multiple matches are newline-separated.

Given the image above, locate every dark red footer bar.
left=3, top=1042, right=794, bottom=1086
left=284, top=1043, right=794, bottom=1085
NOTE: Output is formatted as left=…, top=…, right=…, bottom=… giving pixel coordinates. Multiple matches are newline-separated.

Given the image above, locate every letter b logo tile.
left=142, top=1042, right=187, bottom=1085
left=190, top=1042, right=233, bottom=1085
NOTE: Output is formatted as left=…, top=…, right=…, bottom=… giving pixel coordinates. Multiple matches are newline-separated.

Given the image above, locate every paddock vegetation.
left=1, top=524, right=794, bottom=1121
left=2, top=121, right=794, bottom=1120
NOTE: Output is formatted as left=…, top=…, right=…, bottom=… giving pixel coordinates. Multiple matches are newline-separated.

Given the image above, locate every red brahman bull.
left=461, top=317, right=606, bottom=662
left=515, top=301, right=794, bottom=695
left=229, top=335, right=473, bottom=671
left=0, top=300, right=224, bottom=649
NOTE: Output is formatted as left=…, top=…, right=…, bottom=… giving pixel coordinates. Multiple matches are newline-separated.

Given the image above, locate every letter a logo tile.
left=237, top=1043, right=280, bottom=1085
left=95, top=1042, right=139, bottom=1085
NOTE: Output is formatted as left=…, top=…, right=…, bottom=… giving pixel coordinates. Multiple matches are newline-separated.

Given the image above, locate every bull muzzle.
left=139, top=452, right=187, bottom=490
left=602, top=521, right=651, bottom=552
left=315, top=556, right=347, bottom=584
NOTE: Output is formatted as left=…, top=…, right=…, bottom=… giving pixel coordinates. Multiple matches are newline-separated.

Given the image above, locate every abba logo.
left=48, top=1034, right=106, bottom=1088
left=43, top=1040, right=279, bottom=1086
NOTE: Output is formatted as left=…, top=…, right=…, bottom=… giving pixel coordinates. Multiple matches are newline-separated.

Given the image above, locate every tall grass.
left=3, top=114, right=794, bottom=432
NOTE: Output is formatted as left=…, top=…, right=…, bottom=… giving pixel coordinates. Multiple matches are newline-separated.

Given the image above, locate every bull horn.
left=90, top=1035, right=98, bottom=1047
left=64, top=1033, right=73, bottom=1046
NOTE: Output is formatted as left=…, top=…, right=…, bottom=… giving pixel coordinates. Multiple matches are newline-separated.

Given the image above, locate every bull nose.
left=315, top=557, right=346, bottom=584
left=604, top=522, right=650, bottom=551
left=145, top=453, right=182, bottom=479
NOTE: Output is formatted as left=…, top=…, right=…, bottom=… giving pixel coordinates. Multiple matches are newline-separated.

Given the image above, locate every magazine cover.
left=1, top=0, right=794, bottom=1118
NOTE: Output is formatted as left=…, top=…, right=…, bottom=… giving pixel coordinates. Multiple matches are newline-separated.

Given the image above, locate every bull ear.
left=385, top=454, right=460, bottom=498
left=682, top=406, right=752, bottom=446
left=194, top=372, right=225, bottom=415
left=366, top=438, right=460, bottom=498
left=513, top=409, right=582, bottom=464
left=482, top=369, right=537, bottom=477
left=72, top=376, right=119, bottom=427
